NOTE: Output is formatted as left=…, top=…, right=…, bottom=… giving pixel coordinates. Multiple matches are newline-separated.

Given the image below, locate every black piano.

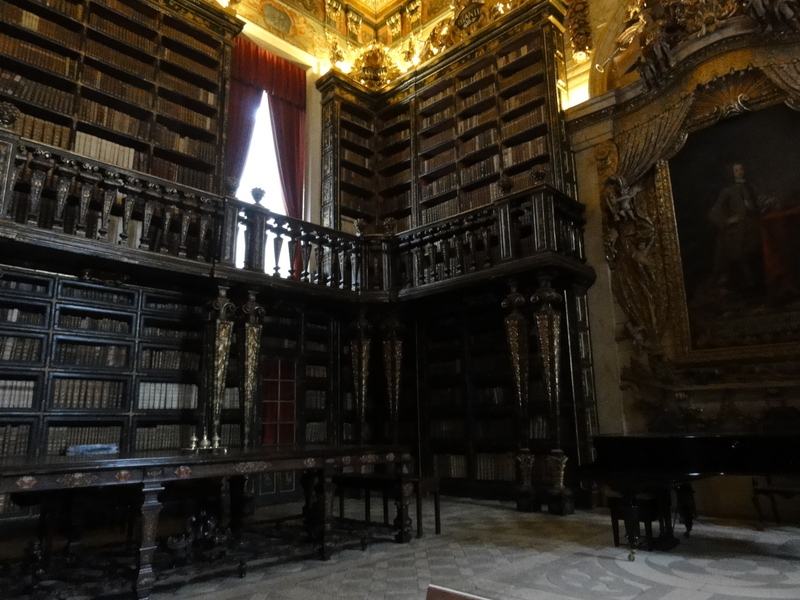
left=583, top=433, right=800, bottom=557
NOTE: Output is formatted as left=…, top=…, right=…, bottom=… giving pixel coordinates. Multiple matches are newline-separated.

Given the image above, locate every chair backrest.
left=426, top=585, right=495, bottom=600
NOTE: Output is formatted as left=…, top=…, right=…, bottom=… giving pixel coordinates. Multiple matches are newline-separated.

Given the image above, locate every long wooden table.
left=0, top=444, right=413, bottom=599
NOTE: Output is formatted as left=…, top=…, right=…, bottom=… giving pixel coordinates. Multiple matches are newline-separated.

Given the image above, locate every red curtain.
left=227, top=37, right=306, bottom=209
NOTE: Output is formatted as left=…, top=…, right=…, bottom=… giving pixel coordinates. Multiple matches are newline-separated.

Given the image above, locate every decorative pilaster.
left=531, top=277, right=573, bottom=515
left=201, top=286, right=235, bottom=450
left=238, top=291, right=265, bottom=447
left=381, top=315, right=404, bottom=444
left=349, top=312, right=372, bottom=444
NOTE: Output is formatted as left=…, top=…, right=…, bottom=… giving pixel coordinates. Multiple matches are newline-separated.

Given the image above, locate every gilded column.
left=381, top=315, right=404, bottom=444
left=349, top=312, right=372, bottom=444
left=238, top=290, right=265, bottom=447
left=202, top=286, right=235, bottom=450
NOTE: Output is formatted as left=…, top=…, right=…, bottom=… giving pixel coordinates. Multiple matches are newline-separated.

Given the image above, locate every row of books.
left=18, top=113, right=71, bottom=149
left=497, top=35, right=543, bottom=69
left=158, top=70, right=217, bottom=107
left=428, top=358, right=461, bottom=376
left=1, top=2, right=81, bottom=48
left=61, top=284, right=135, bottom=306
left=306, top=341, right=327, bottom=353
left=342, top=148, right=371, bottom=171
left=501, top=84, right=545, bottom=115
left=150, top=157, right=214, bottom=191
left=340, top=128, right=371, bottom=149
left=0, top=33, right=78, bottom=79
left=340, top=193, right=373, bottom=217
left=458, top=107, right=497, bottom=137
left=81, top=65, right=152, bottom=108
left=52, top=378, right=123, bottom=409
left=500, top=105, right=547, bottom=139
left=140, top=325, right=201, bottom=341
left=421, top=196, right=459, bottom=225
left=427, top=386, right=463, bottom=409
left=152, top=124, right=215, bottom=162
left=394, top=215, right=412, bottom=231
left=101, top=0, right=156, bottom=28
left=304, top=421, right=327, bottom=443
left=136, top=423, right=193, bottom=450
left=420, top=85, right=453, bottom=111
left=80, top=98, right=150, bottom=139
left=460, top=127, right=499, bottom=157
left=59, top=313, right=130, bottom=334
left=223, top=386, right=239, bottom=409
left=0, top=277, right=48, bottom=294
left=0, top=336, right=41, bottom=363
left=219, top=423, right=241, bottom=447
left=162, top=47, right=217, bottom=81
left=376, top=146, right=409, bottom=171
left=458, top=84, right=494, bottom=112
left=459, top=64, right=494, bottom=90
left=499, top=62, right=544, bottom=92
left=305, top=365, right=327, bottom=378
left=157, top=97, right=215, bottom=132
left=137, top=382, right=198, bottom=410
left=33, top=0, right=82, bottom=19
left=89, top=12, right=156, bottom=54
left=421, top=172, right=458, bottom=201
left=421, top=105, right=455, bottom=131
left=0, top=380, right=35, bottom=408
left=0, top=424, right=30, bottom=457
left=162, top=23, right=217, bottom=57
left=342, top=168, right=374, bottom=192
left=341, top=108, right=372, bottom=131
left=461, top=183, right=499, bottom=211
left=420, top=129, right=455, bottom=154
left=474, top=386, right=510, bottom=406
left=378, top=190, right=411, bottom=215
left=378, top=108, right=409, bottom=131
left=474, top=453, right=515, bottom=481
left=73, top=131, right=145, bottom=170
left=0, top=307, right=44, bottom=327
left=382, top=126, right=411, bottom=148
left=47, top=424, right=121, bottom=455
left=85, top=39, right=154, bottom=80
left=502, top=135, right=548, bottom=168
left=421, top=147, right=456, bottom=175
left=0, top=69, right=74, bottom=116
left=55, top=342, right=128, bottom=367
left=305, top=389, right=326, bottom=410
left=460, top=155, right=500, bottom=187
left=140, top=348, right=200, bottom=371
left=429, top=419, right=465, bottom=440
left=433, top=453, right=467, bottom=478
left=143, top=299, right=202, bottom=314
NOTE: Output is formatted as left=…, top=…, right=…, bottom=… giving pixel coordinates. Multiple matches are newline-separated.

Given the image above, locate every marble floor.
left=150, top=496, right=800, bottom=600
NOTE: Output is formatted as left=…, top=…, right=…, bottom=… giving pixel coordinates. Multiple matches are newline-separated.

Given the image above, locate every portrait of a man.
left=669, top=105, right=800, bottom=350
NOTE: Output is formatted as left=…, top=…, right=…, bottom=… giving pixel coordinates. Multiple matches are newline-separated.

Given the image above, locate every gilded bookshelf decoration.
left=531, top=277, right=562, bottom=449
left=147, top=469, right=163, bottom=478
left=15, top=476, right=36, bottom=490
left=303, top=457, right=317, bottom=467
left=238, top=290, right=265, bottom=447
left=56, top=473, right=97, bottom=487
left=352, top=42, right=401, bottom=89
left=566, top=0, right=592, bottom=62
left=0, top=102, right=20, bottom=130
left=202, top=286, right=236, bottom=450
left=381, top=315, right=404, bottom=443
left=115, top=470, right=132, bottom=482
left=234, top=461, right=271, bottom=474
left=174, top=465, right=192, bottom=478
left=350, top=311, right=373, bottom=443
left=547, top=448, right=568, bottom=490
left=502, top=283, right=530, bottom=448
left=360, top=453, right=377, bottom=463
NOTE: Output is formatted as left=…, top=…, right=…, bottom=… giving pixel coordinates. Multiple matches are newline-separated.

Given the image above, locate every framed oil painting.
left=667, top=104, right=800, bottom=356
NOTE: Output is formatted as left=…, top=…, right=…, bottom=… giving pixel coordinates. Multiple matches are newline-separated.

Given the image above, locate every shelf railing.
left=0, top=134, right=589, bottom=296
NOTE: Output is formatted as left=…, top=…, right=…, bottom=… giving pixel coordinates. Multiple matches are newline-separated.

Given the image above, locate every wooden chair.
left=426, top=584, right=494, bottom=600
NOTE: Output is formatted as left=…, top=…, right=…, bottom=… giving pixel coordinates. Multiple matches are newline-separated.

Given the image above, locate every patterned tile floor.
left=151, top=497, right=800, bottom=600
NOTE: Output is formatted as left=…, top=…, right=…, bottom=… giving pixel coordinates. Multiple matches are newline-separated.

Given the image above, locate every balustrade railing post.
left=118, top=177, right=141, bottom=244
left=140, top=184, right=161, bottom=250
left=244, top=205, right=267, bottom=273
left=287, top=226, right=298, bottom=280
left=300, top=232, right=312, bottom=283
left=98, top=171, right=122, bottom=241
left=495, top=198, right=515, bottom=261
left=160, top=192, right=177, bottom=253
left=272, top=221, right=284, bottom=277
left=76, top=164, right=101, bottom=235
left=178, top=203, right=193, bottom=258
left=4, top=145, right=27, bottom=220
left=27, top=149, right=52, bottom=227
left=53, top=159, right=76, bottom=231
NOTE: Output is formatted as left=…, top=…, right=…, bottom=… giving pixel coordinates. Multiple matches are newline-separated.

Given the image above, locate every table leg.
left=134, top=482, right=163, bottom=600
left=393, top=463, right=412, bottom=543
left=676, top=483, right=695, bottom=538
left=318, top=469, right=335, bottom=560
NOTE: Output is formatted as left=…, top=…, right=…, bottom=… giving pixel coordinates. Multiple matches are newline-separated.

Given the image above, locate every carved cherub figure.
left=605, top=174, right=644, bottom=221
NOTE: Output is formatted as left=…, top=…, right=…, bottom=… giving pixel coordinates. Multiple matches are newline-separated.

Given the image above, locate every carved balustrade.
left=0, top=136, right=588, bottom=296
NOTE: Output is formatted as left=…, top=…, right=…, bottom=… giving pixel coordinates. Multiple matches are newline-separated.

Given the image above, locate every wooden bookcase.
left=0, top=0, right=241, bottom=193
left=318, top=0, right=572, bottom=234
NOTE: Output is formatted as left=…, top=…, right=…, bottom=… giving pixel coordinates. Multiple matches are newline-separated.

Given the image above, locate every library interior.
left=0, top=0, right=799, bottom=598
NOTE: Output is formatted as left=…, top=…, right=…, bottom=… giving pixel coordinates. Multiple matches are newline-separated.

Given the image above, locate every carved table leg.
left=318, top=469, right=336, bottom=560
left=135, top=482, right=163, bottom=600
left=393, top=463, right=412, bottom=543
left=619, top=493, right=641, bottom=561
left=300, top=469, right=317, bottom=540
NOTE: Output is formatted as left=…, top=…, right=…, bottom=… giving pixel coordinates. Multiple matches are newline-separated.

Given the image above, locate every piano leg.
left=676, top=484, right=695, bottom=538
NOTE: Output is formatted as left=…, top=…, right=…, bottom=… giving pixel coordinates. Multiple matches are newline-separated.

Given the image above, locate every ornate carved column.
left=349, top=312, right=372, bottom=444
left=201, top=286, right=235, bottom=450
left=134, top=482, right=164, bottom=599
left=381, top=315, right=404, bottom=444
left=531, top=277, right=573, bottom=515
left=238, top=291, right=265, bottom=447
left=502, top=283, right=537, bottom=511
